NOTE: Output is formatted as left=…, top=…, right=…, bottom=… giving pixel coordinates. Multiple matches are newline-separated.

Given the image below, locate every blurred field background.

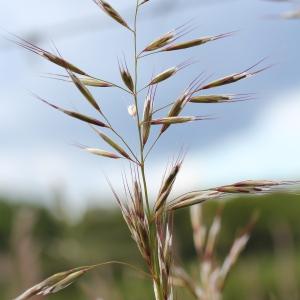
left=1, top=193, right=300, bottom=299
left=1, top=0, right=300, bottom=299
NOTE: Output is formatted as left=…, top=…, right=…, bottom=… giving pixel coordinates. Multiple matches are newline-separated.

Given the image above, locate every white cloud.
left=184, top=88, right=300, bottom=188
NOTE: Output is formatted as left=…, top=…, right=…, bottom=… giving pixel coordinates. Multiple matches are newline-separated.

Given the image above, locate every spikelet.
left=44, top=74, right=114, bottom=88
left=141, top=22, right=193, bottom=53
left=149, top=67, right=177, bottom=85
left=160, top=96, right=186, bottom=134
left=9, top=36, right=88, bottom=75
left=190, top=95, right=233, bottom=103
left=142, top=85, right=156, bottom=146
left=169, top=180, right=299, bottom=211
left=214, top=180, right=300, bottom=194
left=150, top=116, right=210, bottom=125
left=83, top=147, right=121, bottom=159
left=93, top=129, right=132, bottom=160
left=200, top=59, right=270, bottom=90
left=78, top=77, right=113, bottom=87
left=143, top=31, right=175, bottom=52
left=168, top=190, right=222, bottom=211
left=149, top=60, right=192, bottom=85
left=36, top=96, right=109, bottom=128
left=14, top=266, right=93, bottom=300
left=142, top=96, right=153, bottom=145
left=110, top=177, right=152, bottom=268
left=156, top=220, right=174, bottom=299
left=162, top=32, right=232, bottom=52
left=154, top=160, right=182, bottom=215
left=158, top=74, right=207, bottom=134
left=93, top=0, right=131, bottom=30
left=189, top=93, right=254, bottom=104
left=67, top=70, right=101, bottom=112
left=119, top=60, right=134, bottom=92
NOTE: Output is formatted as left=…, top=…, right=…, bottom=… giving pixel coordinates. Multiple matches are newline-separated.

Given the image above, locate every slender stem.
left=138, top=50, right=162, bottom=59
left=152, top=101, right=174, bottom=115
left=100, top=111, right=140, bottom=164
left=133, top=3, right=165, bottom=300
left=144, top=133, right=162, bottom=161
left=89, top=260, right=152, bottom=279
left=89, top=75, right=133, bottom=95
left=132, top=1, right=151, bottom=215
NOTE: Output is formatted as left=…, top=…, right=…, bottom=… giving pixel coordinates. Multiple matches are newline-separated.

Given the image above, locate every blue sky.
left=0, top=0, right=299, bottom=212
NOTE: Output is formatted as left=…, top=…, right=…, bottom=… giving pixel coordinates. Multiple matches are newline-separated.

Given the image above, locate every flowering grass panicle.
left=11, top=1, right=299, bottom=300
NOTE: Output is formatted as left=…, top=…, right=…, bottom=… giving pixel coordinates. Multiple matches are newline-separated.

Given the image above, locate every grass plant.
left=11, top=1, right=298, bottom=299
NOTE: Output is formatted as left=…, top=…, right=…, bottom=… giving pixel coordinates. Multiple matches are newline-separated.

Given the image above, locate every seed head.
left=93, top=129, right=132, bottom=160
left=9, top=36, right=88, bottom=75
left=36, top=96, right=109, bottom=128
left=190, top=95, right=233, bottom=103
left=200, top=59, right=270, bottom=90
left=14, top=266, right=92, bottom=300
left=119, top=60, right=134, bottom=92
left=159, top=75, right=207, bottom=134
left=189, top=94, right=253, bottom=104
left=149, top=67, right=177, bottom=85
left=76, top=77, right=114, bottom=88
left=143, top=31, right=176, bottom=52
left=83, top=147, right=121, bottom=159
left=93, top=0, right=131, bottom=30
left=168, top=191, right=222, bottom=211
left=154, top=161, right=182, bottom=215
left=42, top=74, right=114, bottom=88
left=162, top=32, right=232, bottom=52
left=151, top=116, right=210, bottom=125
left=140, top=21, right=195, bottom=55
left=213, top=179, right=298, bottom=194
left=142, top=85, right=156, bottom=146
left=67, top=70, right=101, bottom=112
left=160, top=96, right=186, bottom=134
left=142, top=97, right=152, bottom=145
left=149, top=60, right=193, bottom=86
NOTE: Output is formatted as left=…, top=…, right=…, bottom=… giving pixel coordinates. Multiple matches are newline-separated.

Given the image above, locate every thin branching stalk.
left=11, top=1, right=300, bottom=300
left=132, top=3, right=164, bottom=299
left=132, top=1, right=151, bottom=215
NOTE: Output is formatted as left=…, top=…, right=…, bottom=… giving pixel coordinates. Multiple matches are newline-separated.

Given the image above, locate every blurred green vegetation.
left=0, top=192, right=300, bottom=300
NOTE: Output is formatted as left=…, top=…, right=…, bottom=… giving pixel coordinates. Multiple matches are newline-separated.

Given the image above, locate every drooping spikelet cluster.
left=111, top=172, right=152, bottom=268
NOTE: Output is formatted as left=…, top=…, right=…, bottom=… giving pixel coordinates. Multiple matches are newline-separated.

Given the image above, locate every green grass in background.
left=0, top=192, right=299, bottom=299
